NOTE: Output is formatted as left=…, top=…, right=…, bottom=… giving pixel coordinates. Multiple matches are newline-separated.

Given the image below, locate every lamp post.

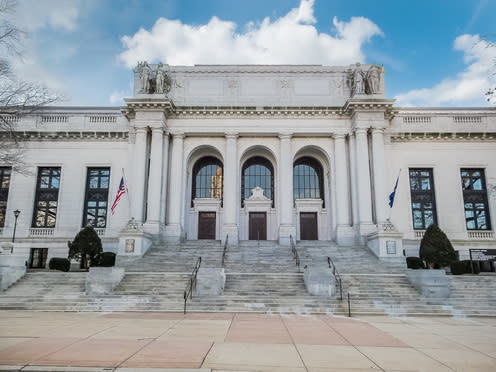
left=12, top=209, right=20, bottom=246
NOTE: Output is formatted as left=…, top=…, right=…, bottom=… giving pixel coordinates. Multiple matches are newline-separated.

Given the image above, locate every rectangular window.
left=83, top=168, right=110, bottom=227
left=0, top=167, right=11, bottom=228
left=460, top=169, right=491, bottom=230
left=30, top=248, right=48, bottom=269
left=409, top=168, right=437, bottom=229
left=32, top=167, right=61, bottom=228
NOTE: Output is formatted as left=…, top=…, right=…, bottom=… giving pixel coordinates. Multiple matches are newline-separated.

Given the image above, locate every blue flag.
left=389, top=174, right=400, bottom=208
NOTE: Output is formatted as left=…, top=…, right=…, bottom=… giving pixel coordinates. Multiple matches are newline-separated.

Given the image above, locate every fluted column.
left=334, top=134, right=350, bottom=227
left=165, top=131, right=185, bottom=242
left=159, top=131, right=170, bottom=225
left=349, top=133, right=359, bottom=228
left=132, top=126, right=148, bottom=223
left=371, top=128, right=387, bottom=224
left=278, top=132, right=295, bottom=245
left=355, top=128, right=374, bottom=232
left=223, top=132, right=239, bottom=244
left=145, top=126, right=164, bottom=232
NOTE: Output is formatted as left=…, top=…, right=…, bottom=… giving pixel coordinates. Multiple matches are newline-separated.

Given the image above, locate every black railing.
left=221, top=235, right=228, bottom=268
left=327, top=256, right=343, bottom=301
left=183, top=256, right=201, bottom=314
left=290, top=235, right=301, bottom=273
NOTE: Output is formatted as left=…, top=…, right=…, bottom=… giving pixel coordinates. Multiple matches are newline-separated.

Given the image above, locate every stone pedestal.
left=0, top=253, right=28, bottom=291
left=303, top=265, right=336, bottom=296
left=195, top=268, right=226, bottom=296
left=86, top=267, right=125, bottom=296
left=367, top=221, right=406, bottom=266
left=117, top=219, right=152, bottom=257
left=406, top=269, right=450, bottom=299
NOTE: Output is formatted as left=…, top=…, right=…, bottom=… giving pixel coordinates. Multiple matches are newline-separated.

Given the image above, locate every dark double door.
left=198, top=212, right=216, bottom=240
left=249, top=212, right=267, bottom=240
left=300, top=212, right=318, bottom=240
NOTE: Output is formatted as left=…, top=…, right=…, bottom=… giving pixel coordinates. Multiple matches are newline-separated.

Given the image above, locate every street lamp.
left=12, top=209, right=20, bottom=245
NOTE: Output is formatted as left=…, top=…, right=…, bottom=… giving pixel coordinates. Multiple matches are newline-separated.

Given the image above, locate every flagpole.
left=122, top=167, right=132, bottom=218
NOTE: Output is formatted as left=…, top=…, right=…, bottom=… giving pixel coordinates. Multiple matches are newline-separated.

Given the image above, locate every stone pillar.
left=165, top=131, right=185, bottom=242
left=159, top=131, right=170, bottom=225
left=132, top=126, right=148, bottom=223
left=334, top=134, right=353, bottom=245
left=223, top=132, right=239, bottom=244
left=144, top=126, right=164, bottom=234
left=354, top=128, right=374, bottom=235
left=278, top=133, right=296, bottom=245
left=349, top=133, right=359, bottom=228
left=371, top=128, right=387, bottom=224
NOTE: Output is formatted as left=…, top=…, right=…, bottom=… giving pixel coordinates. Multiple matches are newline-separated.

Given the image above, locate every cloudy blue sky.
left=7, top=0, right=496, bottom=107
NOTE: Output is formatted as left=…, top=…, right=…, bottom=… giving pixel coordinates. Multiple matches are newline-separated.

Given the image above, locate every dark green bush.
left=93, top=252, right=116, bottom=267
left=419, top=225, right=457, bottom=268
left=48, top=257, right=70, bottom=272
left=472, top=261, right=481, bottom=274
left=406, top=257, right=425, bottom=269
left=68, top=226, right=103, bottom=268
left=450, top=260, right=471, bottom=275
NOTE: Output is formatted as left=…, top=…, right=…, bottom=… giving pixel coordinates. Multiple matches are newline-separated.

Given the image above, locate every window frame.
left=460, top=168, right=492, bottom=231
left=0, top=167, right=11, bottom=228
left=32, top=167, right=61, bottom=228
left=191, top=156, right=224, bottom=207
left=82, top=167, right=111, bottom=228
left=241, top=156, right=274, bottom=207
left=293, top=157, right=325, bottom=207
left=408, top=168, right=438, bottom=230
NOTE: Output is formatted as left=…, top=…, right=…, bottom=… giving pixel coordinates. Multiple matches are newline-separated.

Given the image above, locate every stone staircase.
left=0, top=239, right=495, bottom=316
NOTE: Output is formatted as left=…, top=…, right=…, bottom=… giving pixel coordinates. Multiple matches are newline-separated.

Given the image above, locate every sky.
left=6, top=0, right=496, bottom=107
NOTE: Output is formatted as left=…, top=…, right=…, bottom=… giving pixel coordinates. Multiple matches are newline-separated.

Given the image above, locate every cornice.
left=343, top=98, right=396, bottom=115
left=123, top=98, right=176, bottom=120
left=390, top=132, right=496, bottom=142
left=169, top=64, right=366, bottom=74
left=1, top=131, right=129, bottom=142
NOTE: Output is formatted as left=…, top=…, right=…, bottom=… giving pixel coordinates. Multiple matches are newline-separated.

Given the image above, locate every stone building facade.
left=1, top=63, right=495, bottom=267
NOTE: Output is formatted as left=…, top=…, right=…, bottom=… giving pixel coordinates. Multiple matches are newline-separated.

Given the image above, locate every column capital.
left=278, top=132, right=293, bottom=140
left=151, top=126, right=164, bottom=135
left=371, top=127, right=385, bottom=135
left=170, top=130, right=185, bottom=139
left=354, top=128, right=368, bottom=136
left=333, top=133, right=346, bottom=140
left=135, top=126, right=148, bottom=134
left=225, top=131, right=239, bottom=139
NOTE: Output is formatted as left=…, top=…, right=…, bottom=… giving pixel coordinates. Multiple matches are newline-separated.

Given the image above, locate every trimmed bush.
left=68, top=226, right=103, bottom=269
left=472, top=261, right=481, bottom=274
left=48, top=257, right=70, bottom=272
left=93, top=252, right=116, bottom=267
left=450, top=260, right=471, bottom=275
left=406, top=257, right=425, bottom=269
left=419, top=225, right=457, bottom=268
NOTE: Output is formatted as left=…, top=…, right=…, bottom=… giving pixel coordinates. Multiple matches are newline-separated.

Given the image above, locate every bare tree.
left=0, top=0, right=60, bottom=172
left=483, top=36, right=496, bottom=105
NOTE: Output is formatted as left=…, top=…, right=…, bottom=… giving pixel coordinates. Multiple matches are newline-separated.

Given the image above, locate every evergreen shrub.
left=68, top=226, right=103, bottom=268
left=48, top=257, right=70, bottom=272
left=450, top=260, right=471, bottom=275
left=93, top=252, right=116, bottom=267
left=419, top=225, right=457, bottom=268
left=406, top=257, right=425, bottom=269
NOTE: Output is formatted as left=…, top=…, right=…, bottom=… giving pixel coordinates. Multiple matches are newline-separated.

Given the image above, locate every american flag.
left=111, top=177, right=126, bottom=215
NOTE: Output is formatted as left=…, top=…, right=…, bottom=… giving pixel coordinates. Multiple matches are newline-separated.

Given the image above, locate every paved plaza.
left=0, top=311, right=494, bottom=371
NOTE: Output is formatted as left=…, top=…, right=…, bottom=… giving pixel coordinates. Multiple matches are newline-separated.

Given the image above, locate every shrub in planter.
left=471, top=261, right=481, bottom=274
left=419, top=225, right=457, bottom=268
left=450, top=260, right=471, bottom=275
left=93, top=252, right=116, bottom=267
left=68, top=226, right=103, bottom=269
left=48, top=257, right=70, bottom=272
left=406, top=257, right=425, bottom=269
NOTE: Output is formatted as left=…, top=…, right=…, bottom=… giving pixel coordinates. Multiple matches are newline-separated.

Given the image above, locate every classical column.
left=132, top=126, right=148, bottom=223
left=334, top=134, right=353, bottom=245
left=165, top=131, right=185, bottom=242
left=278, top=132, right=295, bottom=245
left=349, top=133, right=359, bottom=228
left=223, top=132, right=239, bottom=244
left=159, top=131, right=170, bottom=225
left=144, top=126, right=164, bottom=233
left=371, top=128, right=387, bottom=224
left=354, top=128, right=374, bottom=233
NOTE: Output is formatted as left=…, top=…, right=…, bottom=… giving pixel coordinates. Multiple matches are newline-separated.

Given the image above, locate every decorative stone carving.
left=280, top=79, right=291, bottom=88
left=227, top=79, right=238, bottom=89
left=351, top=63, right=365, bottom=96
left=155, top=63, right=171, bottom=95
left=247, top=186, right=269, bottom=201
left=135, top=61, right=152, bottom=93
left=366, top=63, right=383, bottom=94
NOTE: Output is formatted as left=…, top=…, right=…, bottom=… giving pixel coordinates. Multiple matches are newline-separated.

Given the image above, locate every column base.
left=336, top=225, right=355, bottom=246
left=222, top=224, right=238, bottom=245
left=142, top=221, right=164, bottom=237
left=358, top=222, right=377, bottom=245
left=164, top=224, right=184, bottom=243
left=279, top=224, right=296, bottom=246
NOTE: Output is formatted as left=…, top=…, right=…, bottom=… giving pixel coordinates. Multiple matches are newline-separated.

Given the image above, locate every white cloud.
left=395, top=34, right=496, bottom=107
left=16, top=0, right=79, bottom=31
left=118, top=0, right=383, bottom=68
left=109, top=90, right=128, bottom=105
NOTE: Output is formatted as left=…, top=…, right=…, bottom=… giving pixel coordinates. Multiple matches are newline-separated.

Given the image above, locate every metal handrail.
left=183, top=256, right=201, bottom=314
left=327, top=256, right=343, bottom=301
left=290, top=235, right=301, bottom=273
left=221, top=235, right=228, bottom=268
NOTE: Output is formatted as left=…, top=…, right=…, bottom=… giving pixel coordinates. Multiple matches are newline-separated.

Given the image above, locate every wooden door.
left=198, top=212, right=216, bottom=240
left=249, top=212, right=267, bottom=240
left=30, top=248, right=48, bottom=268
left=300, top=212, right=318, bottom=240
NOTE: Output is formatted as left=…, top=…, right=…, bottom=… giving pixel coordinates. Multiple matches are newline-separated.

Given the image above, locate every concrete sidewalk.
left=0, top=311, right=494, bottom=371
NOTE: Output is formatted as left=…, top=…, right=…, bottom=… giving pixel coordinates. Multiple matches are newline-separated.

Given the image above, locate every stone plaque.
left=386, top=240, right=397, bottom=255
left=125, top=239, right=135, bottom=253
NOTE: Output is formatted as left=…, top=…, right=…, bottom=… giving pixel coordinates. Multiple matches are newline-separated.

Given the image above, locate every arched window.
left=192, top=157, right=223, bottom=206
left=241, top=156, right=274, bottom=206
left=293, top=157, right=324, bottom=203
